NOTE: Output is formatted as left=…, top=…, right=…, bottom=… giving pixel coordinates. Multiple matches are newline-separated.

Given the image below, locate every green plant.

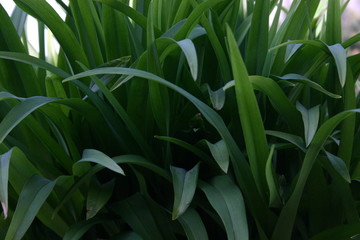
left=0, top=0, right=360, bottom=239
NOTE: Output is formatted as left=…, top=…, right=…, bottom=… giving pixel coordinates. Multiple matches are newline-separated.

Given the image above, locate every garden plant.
left=0, top=0, right=360, bottom=239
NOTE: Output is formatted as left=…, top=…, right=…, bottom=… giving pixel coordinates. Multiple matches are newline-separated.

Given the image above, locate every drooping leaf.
left=76, top=149, right=125, bottom=175
left=274, top=74, right=341, bottom=99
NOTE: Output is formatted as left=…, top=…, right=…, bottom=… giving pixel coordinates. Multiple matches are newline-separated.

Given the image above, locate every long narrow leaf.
left=5, top=175, right=56, bottom=240
left=226, top=25, right=269, bottom=195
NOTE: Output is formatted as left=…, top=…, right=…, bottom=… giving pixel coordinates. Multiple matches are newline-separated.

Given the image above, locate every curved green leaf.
left=296, top=102, right=320, bottom=147
left=207, top=85, right=225, bottom=111
left=155, top=136, right=213, bottom=164
left=325, top=151, right=351, bottom=183
left=265, top=130, right=306, bottom=152
left=223, top=76, right=303, bottom=134
left=205, top=139, right=229, bottom=173
left=274, top=74, right=341, bottom=99
left=226, top=25, right=269, bottom=195
left=265, top=145, right=281, bottom=208
left=176, top=39, right=198, bottom=80
left=77, top=149, right=125, bottom=175
left=5, top=175, right=56, bottom=240
left=0, top=95, right=58, bottom=144
left=0, top=51, right=70, bottom=78
left=171, top=163, right=199, bottom=220
left=327, top=44, right=347, bottom=87
left=199, top=176, right=248, bottom=240
left=178, top=208, right=209, bottom=240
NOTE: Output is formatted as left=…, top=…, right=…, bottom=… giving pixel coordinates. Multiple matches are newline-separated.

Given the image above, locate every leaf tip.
left=1, top=202, right=7, bottom=219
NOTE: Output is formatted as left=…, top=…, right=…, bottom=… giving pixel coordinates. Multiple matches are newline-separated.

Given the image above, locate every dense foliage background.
left=0, top=0, right=360, bottom=239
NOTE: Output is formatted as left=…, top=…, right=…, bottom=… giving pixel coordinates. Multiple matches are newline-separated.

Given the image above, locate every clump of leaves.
left=0, top=0, right=360, bottom=240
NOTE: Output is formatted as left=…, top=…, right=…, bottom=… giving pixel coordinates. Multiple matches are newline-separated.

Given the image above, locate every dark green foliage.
left=0, top=1, right=359, bottom=240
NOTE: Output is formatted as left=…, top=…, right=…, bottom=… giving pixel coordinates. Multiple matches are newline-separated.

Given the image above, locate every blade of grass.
left=245, top=0, right=269, bottom=75
left=226, top=25, right=269, bottom=196
left=326, top=0, right=341, bottom=44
